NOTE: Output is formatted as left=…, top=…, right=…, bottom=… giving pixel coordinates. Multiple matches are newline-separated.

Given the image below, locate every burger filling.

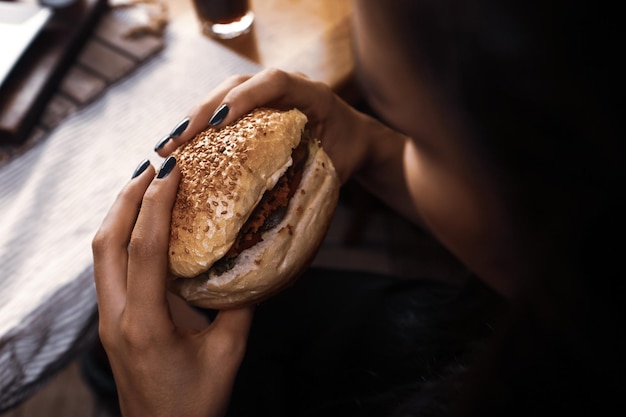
left=209, top=131, right=311, bottom=276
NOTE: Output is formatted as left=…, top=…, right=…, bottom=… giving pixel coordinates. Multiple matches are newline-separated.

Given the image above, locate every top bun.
left=168, top=108, right=308, bottom=278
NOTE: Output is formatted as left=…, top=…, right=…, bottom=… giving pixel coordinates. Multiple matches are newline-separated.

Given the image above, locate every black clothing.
left=225, top=268, right=504, bottom=417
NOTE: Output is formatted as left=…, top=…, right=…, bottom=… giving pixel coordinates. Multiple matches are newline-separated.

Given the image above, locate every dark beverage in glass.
left=192, top=0, right=254, bottom=39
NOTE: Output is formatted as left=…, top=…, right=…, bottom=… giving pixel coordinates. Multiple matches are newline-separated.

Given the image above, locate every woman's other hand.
left=154, top=68, right=374, bottom=184
left=92, top=158, right=254, bottom=417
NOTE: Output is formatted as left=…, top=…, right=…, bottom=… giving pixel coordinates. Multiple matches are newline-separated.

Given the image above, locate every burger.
left=167, top=108, right=340, bottom=309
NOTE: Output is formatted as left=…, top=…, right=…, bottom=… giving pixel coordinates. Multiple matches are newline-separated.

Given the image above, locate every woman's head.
left=353, top=0, right=622, bottom=295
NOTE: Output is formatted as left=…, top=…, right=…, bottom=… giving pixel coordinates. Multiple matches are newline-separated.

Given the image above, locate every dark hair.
left=372, top=0, right=622, bottom=255
left=359, top=0, right=626, bottom=415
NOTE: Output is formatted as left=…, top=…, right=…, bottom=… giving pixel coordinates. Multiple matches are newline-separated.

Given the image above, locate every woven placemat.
left=0, top=2, right=166, bottom=167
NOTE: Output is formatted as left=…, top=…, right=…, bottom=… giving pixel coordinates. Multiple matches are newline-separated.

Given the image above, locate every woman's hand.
left=92, top=159, right=254, bottom=417
left=154, top=68, right=374, bottom=184
left=157, top=68, right=426, bottom=229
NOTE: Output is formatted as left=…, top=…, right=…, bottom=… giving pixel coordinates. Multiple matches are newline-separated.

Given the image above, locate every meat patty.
left=222, top=135, right=310, bottom=260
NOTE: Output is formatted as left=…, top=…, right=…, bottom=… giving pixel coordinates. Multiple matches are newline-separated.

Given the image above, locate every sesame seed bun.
left=167, top=108, right=340, bottom=309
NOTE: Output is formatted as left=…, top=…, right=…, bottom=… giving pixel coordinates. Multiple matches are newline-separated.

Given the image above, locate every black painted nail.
left=208, top=104, right=229, bottom=126
left=131, top=159, right=151, bottom=179
left=170, top=117, right=190, bottom=137
left=154, top=135, right=171, bottom=152
left=157, top=156, right=176, bottom=179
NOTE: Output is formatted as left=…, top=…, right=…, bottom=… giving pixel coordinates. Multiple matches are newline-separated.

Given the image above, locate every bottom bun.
left=169, top=139, right=340, bottom=309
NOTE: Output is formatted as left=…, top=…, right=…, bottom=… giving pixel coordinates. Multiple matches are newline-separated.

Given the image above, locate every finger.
left=93, top=161, right=156, bottom=323
left=155, top=74, right=254, bottom=157
left=125, top=157, right=181, bottom=329
left=207, top=68, right=334, bottom=128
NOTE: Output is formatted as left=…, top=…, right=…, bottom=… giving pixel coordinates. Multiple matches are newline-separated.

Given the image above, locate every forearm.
left=352, top=112, right=426, bottom=228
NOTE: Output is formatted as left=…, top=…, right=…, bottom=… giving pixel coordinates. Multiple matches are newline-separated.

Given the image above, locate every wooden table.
left=165, top=0, right=355, bottom=94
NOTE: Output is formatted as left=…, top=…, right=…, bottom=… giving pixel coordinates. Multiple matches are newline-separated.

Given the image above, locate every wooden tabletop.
left=165, top=0, right=355, bottom=93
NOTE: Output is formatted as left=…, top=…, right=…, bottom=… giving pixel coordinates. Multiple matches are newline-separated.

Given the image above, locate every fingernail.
left=154, top=135, right=171, bottom=152
left=157, top=156, right=176, bottom=179
left=131, top=159, right=151, bottom=179
left=170, top=117, right=190, bottom=137
left=208, top=104, right=229, bottom=126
